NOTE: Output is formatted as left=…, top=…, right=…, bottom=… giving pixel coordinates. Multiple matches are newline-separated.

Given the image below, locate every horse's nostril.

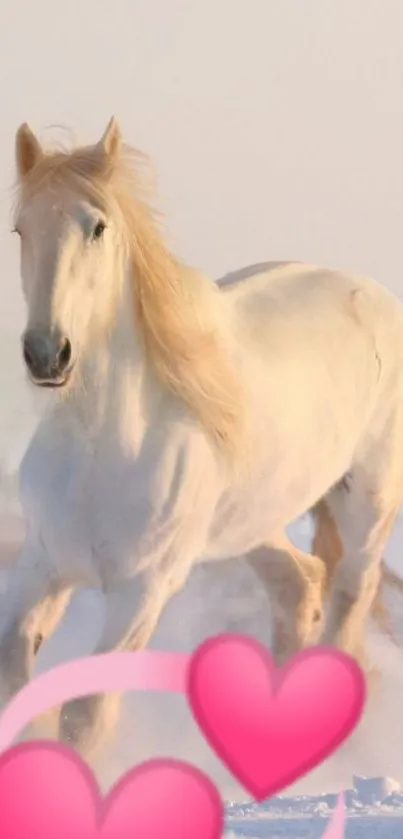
left=57, top=338, right=72, bottom=371
left=23, top=333, right=49, bottom=376
left=23, top=331, right=73, bottom=383
left=23, top=343, right=33, bottom=369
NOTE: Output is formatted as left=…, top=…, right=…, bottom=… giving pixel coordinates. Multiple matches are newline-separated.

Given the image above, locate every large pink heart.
left=0, top=742, right=223, bottom=839
left=187, top=634, right=366, bottom=800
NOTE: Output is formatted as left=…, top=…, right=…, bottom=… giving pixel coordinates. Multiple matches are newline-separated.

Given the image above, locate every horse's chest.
left=20, top=433, right=143, bottom=582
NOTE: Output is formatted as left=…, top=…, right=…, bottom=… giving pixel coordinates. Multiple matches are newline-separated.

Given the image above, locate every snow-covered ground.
left=226, top=816, right=403, bottom=839
left=224, top=777, right=403, bottom=837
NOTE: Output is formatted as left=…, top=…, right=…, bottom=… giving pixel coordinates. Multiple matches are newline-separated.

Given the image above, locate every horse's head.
left=13, top=118, right=243, bottom=457
left=13, top=117, right=127, bottom=389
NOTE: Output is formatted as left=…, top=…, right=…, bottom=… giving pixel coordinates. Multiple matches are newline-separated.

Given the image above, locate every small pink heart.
left=0, top=742, right=223, bottom=839
left=187, top=634, right=366, bottom=800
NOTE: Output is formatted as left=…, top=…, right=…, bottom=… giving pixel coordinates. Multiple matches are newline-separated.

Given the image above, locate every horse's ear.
left=15, top=123, right=43, bottom=178
left=97, top=116, right=122, bottom=163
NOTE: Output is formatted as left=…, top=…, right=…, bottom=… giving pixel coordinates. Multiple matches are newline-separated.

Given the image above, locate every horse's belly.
left=202, top=483, right=307, bottom=560
left=202, top=436, right=352, bottom=560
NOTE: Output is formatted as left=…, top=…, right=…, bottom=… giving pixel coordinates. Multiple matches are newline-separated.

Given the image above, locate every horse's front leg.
left=0, top=538, right=69, bottom=707
left=59, top=561, right=192, bottom=761
left=59, top=435, right=221, bottom=762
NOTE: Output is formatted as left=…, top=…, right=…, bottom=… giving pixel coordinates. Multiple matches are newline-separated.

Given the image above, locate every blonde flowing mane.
left=14, top=127, right=245, bottom=460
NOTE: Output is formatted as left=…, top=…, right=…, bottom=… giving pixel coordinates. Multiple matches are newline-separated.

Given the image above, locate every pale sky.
left=1, top=0, right=403, bottom=461
left=1, top=0, right=403, bottom=799
left=1, top=0, right=403, bottom=334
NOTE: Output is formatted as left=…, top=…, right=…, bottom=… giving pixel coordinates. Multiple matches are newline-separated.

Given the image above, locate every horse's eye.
left=92, top=220, right=106, bottom=240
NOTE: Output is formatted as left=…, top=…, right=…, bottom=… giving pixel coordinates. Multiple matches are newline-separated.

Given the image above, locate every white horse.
left=3, top=115, right=403, bottom=762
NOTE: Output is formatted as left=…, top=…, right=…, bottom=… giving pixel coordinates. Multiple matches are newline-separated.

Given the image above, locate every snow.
left=225, top=818, right=403, bottom=839
left=224, top=776, right=403, bottom=837
left=226, top=775, right=403, bottom=819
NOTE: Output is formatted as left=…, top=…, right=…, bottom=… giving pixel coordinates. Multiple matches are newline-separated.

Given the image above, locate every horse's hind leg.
left=311, top=497, right=377, bottom=682
left=311, top=499, right=343, bottom=594
left=318, top=458, right=402, bottom=664
left=247, top=533, right=326, bottom=664
left=312, top=497, right=397, bottom=648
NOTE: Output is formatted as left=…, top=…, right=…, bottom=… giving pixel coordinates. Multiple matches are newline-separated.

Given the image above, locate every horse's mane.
left=14, top=136, right=244, bottom=460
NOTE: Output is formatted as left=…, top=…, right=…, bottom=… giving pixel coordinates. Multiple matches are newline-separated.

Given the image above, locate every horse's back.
left=217, top=259, right=400, bottom=311
left=217, top=260, right=403, bottom=371
left=216, top=261, right=298, bottom=290
left=216, top=260, right=403, bottom=489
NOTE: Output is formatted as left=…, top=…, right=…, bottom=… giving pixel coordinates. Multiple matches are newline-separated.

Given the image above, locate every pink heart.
left=187, top=634, right=366, bottom=800
left=0, top=742, right=223, bottom=839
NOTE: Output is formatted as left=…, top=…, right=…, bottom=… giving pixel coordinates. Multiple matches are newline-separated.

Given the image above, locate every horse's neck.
left=60, top=282, right=162, bottom=453
left=51, top=262, right=227, bottom=453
